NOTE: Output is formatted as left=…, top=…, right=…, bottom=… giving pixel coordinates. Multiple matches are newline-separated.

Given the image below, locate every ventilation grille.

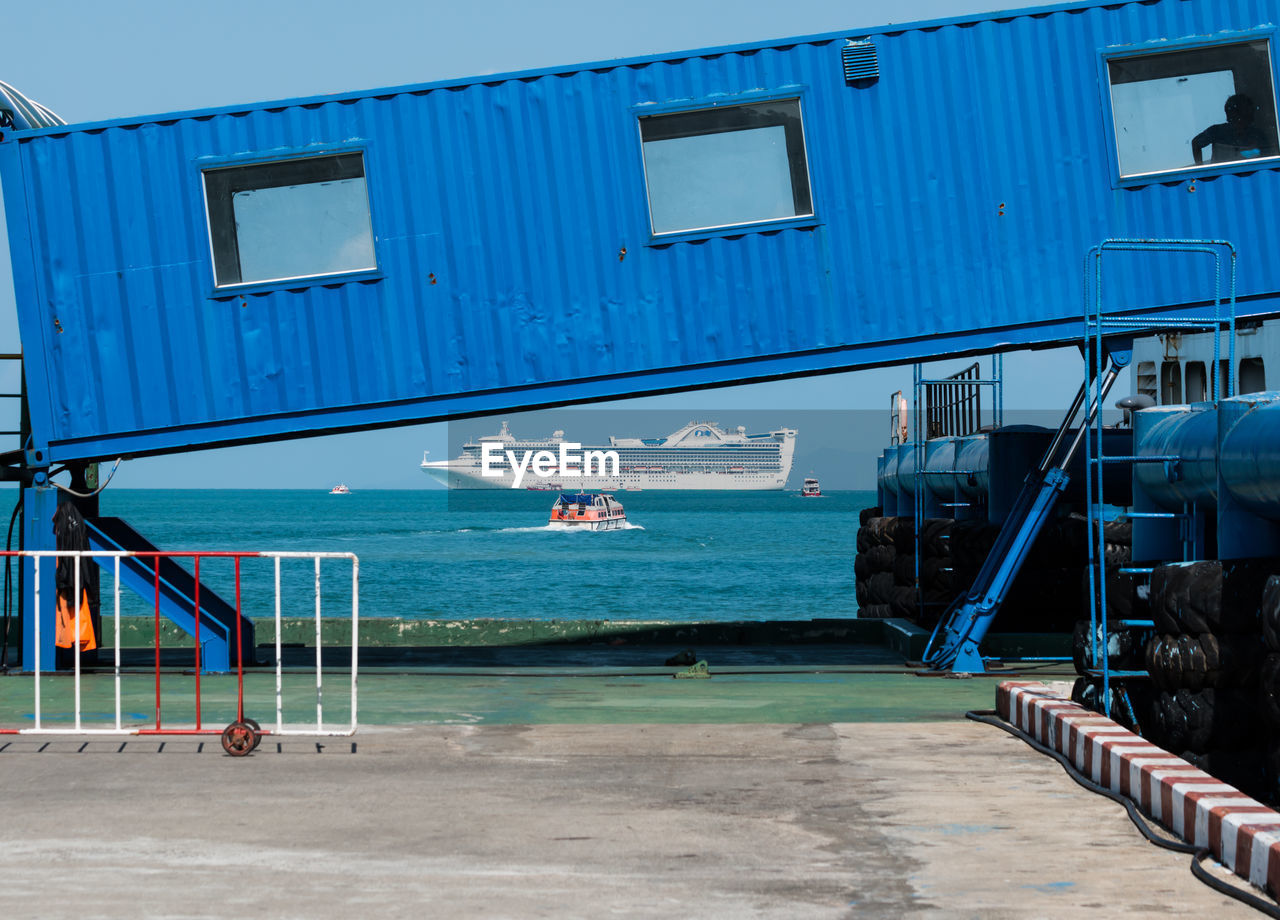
left=842, top=39, right=879, bottom=83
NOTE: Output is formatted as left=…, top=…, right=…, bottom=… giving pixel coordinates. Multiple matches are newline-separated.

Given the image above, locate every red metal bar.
left=0, top=550, right=263, bottom=559
left=235, top=556, right=244, bottom=723
left=153, top=557, right=161, bottom=730
left=193, top=555, right=201, bottom=731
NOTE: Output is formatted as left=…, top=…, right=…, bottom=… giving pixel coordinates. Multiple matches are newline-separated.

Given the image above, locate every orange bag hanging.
left=55, top=589, right=97, bottom=651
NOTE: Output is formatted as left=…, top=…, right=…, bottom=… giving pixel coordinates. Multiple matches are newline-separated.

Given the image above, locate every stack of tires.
left=1069, top=517, right=1151, bottom=721
left=1141, top=560, right=1271, bottom=798
left=1255, top=575, right=1280, bottom=803
left=914, top=518, right=957, bottom=627
left=854, top=509, right=960, bottom=626
left=855, top=508, right=1121, bottom=632
left=854, top=509, right=917, bottom=620
left=945, top=519, right=999, bottom=614
left=949, top=514, right=1091, bottom=633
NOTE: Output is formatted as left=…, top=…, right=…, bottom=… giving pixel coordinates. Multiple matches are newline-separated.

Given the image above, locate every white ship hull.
left=421, top=420, right=796, bottom=491
left=422, top=466, right=788, bottom=490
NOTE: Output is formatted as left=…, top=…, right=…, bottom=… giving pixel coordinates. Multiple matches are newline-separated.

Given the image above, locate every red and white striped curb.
left=997, top=680, right=1280, bottom=897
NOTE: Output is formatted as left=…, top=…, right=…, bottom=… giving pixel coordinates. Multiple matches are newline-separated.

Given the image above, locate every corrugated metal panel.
left=5, top=0, right=1280, bottom=462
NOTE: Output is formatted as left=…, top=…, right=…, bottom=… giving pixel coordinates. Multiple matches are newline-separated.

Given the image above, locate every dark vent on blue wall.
left=842, top=39, right=879, bottom=83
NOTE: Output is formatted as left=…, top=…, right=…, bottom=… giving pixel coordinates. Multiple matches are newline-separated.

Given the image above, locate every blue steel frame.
left=1096, top=27, right=1280, bottom=188
left=1082, top=238, right=1237, bottom=718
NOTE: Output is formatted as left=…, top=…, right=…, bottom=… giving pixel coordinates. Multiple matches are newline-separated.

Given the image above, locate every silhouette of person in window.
left=1192, top=93, right=1268, bottom=165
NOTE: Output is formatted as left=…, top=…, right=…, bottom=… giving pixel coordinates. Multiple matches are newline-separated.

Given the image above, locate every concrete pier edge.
left=997, top=680, right=1280, bottom=899
left=97, top=615, right=1070, bottom=659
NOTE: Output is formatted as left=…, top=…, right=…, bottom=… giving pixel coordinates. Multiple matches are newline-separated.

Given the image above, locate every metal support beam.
left=21, top=477, right=56, bottom=672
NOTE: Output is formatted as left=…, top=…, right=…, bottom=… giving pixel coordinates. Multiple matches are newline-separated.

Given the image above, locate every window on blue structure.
left=203, top=152, right=376, bottom=287
left=1107, top=39, right=1280, bottom=178
left=639, top=98, right=812, bottom=236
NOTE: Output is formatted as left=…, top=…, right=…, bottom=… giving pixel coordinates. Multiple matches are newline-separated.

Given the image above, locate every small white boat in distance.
left=801, top=477, right=822, bottom=497
left=330, top=483, right=351, bottom=494
left=549, top=492, right=627, bottom=530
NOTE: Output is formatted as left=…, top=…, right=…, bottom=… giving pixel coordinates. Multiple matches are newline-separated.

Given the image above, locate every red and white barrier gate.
left=2, top=550, right=358, bottom=754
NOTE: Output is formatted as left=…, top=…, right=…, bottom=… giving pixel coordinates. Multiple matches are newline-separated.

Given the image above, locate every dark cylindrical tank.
left=955, top=434, right=990, bottom=500
left=987, top=424, right=1132, bottom=519
left=895, top=443, right=917, bottom=497
left=880, top=448, right=899, bottom=499
left=924, top=437, right=960, bottom=499
left=1133, top=404, right=1219, bottom=511
left=1220, top=393, right=1280, bottom=520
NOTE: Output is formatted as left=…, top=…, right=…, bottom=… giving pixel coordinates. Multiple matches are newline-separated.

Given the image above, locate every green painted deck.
left=0, top=652, right=1070, bottom=731
left=0, top=618, right=1074, bottom=730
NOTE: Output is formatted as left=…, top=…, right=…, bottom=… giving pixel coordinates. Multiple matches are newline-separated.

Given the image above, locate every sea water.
left=97, top=489, right=874, bottom=622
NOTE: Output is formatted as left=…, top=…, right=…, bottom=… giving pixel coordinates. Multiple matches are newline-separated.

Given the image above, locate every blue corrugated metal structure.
left=2, top=0, right=1279, bottom=466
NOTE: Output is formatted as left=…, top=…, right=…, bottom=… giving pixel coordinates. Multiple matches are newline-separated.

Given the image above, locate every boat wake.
left=502, top=522, right=645, bottom=534
left=432, top=523, right=645, bottom=535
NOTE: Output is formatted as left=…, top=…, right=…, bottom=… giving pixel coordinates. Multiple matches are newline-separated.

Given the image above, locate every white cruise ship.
left=421, top=420, right=797, bottom=490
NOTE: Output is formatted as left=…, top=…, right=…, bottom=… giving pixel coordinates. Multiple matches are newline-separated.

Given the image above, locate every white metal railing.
left=3, top=550, right=358, bottom=738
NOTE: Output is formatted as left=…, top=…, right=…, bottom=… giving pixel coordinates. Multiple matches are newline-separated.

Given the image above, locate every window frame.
left=198, top=142, right=381, bottom=296
left=633, top=86, right=818, bottom=244
left=1098, top=28, right=1280, bottom=187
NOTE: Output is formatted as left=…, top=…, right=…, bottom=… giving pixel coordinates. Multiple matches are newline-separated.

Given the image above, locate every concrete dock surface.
left=0, top=717, right=1259, bottom=918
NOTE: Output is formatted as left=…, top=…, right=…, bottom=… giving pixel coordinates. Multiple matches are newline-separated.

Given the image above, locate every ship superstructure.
left=421, top=421, right=796, bottom=490
left=1132, top=322, right=1274, bottom=406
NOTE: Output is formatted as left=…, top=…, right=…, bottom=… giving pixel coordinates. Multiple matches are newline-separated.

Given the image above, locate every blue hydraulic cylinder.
left=926, top=353, right=1125, bottom=671
left=926, top=466, right=1071, bottom=672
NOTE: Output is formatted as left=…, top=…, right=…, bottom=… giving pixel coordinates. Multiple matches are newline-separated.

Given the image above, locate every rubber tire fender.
left=857, top=603, right=894, bottom=620
left=1263, top=575, right=1280, bottom=653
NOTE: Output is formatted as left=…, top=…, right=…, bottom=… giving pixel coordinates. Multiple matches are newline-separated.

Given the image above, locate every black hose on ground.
left=966, top=709, right=1280, bottom=917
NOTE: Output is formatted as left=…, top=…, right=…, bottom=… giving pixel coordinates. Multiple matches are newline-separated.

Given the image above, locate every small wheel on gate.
left=242, top=717, right=263, bottom=752
left=221, top=721, right=256, bottom=757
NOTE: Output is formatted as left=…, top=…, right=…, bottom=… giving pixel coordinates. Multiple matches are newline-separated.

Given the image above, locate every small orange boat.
left=549, top=492, right=627, bottom=531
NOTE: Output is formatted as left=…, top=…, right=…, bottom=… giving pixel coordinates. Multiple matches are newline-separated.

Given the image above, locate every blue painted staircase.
left=84, top=517, right=255, bottom=672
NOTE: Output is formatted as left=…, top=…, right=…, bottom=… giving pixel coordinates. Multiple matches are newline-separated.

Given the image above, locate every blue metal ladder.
left=1082, top=239, right=1236, bottom=717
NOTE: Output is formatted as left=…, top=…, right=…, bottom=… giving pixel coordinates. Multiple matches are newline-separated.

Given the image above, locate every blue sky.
left=0, top=0, right=1102, bottom=489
